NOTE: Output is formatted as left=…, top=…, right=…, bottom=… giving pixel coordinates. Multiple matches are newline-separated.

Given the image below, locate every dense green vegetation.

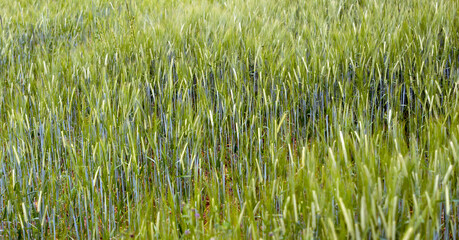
left=0, top=0, right=458, bottom=238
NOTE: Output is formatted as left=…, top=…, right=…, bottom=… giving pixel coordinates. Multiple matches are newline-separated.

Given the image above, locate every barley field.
left=0, top=0, right=458, bottom=239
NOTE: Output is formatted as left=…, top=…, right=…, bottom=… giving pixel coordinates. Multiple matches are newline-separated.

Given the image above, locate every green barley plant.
left=0, top=0, right=458, bottom=239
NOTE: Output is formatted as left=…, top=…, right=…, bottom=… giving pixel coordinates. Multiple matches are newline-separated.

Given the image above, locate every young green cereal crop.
left=0, top=0, right=458, bottom=239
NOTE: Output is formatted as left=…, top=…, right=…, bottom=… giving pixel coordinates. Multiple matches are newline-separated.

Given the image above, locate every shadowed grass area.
left=0, top=0, right=458, bottom=239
